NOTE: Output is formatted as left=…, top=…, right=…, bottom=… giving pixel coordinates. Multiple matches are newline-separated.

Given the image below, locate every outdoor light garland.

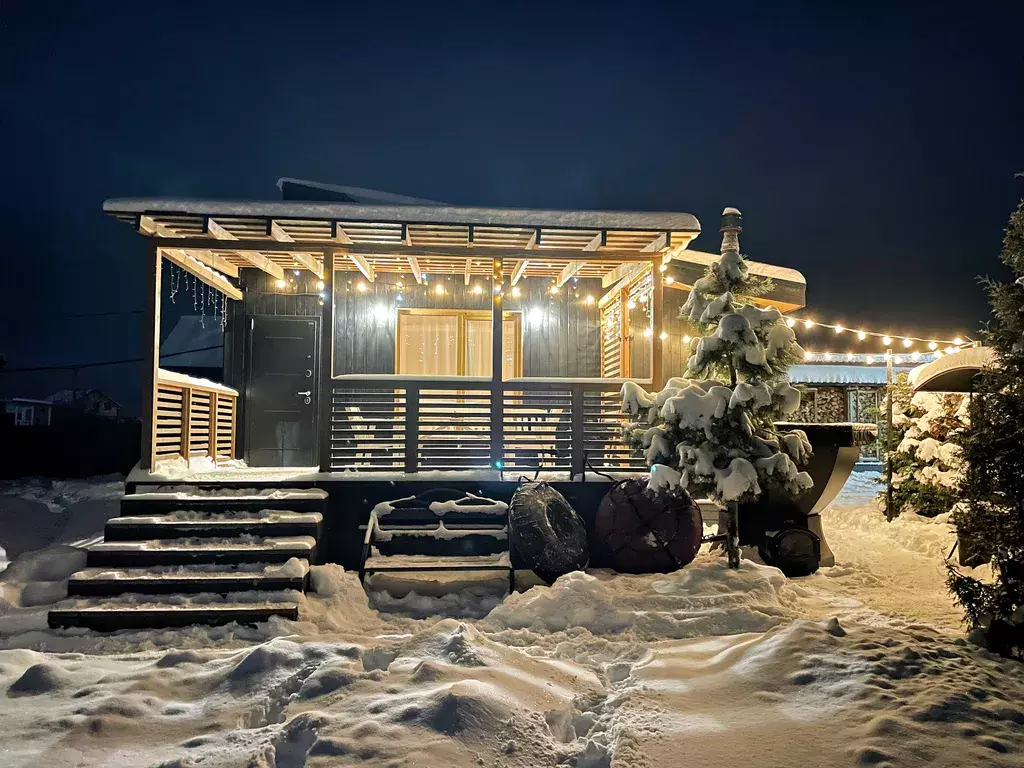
left=783, top=315, right=968, bottom=350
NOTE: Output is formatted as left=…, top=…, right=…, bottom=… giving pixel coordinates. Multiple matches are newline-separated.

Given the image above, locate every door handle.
left=296, top=390, right=312, bottom=396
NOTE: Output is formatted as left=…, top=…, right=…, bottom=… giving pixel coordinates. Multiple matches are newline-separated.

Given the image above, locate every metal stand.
left=725, top=502, right=741, bottom=569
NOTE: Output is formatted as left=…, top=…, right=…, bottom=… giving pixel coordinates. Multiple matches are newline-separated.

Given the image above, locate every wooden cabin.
left=104, top=196, right=807, bottom=480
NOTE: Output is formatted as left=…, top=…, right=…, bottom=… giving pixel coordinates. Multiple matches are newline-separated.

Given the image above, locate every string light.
left=627, top=300, right=636, bottom=310
left=682, top=334, right=692, bottom=343
left=910, top=351, right=920, bottom=361
left=511, top=286, right=521, bottom=298
left=356, top=281, right=368, bottom=293
left=316, top=280, right=325, bottom=291
left=786, top=315, right=969, bottom=349
left=643, top=327, right=653, bottom=337
left=659, top=330, right=668, bottom=340
left=585, top=295, right=595, bottom=305
left=434, top=283, right=445, bottom=296
left=275, top=278, right=287, bottom=289
left=846, top=352, right=854, bottom=361
left=804, top=350, right=813, bottom=360
left=472, top=284, right=483, bottom=295
left=665, top=276, right=675, bottom=285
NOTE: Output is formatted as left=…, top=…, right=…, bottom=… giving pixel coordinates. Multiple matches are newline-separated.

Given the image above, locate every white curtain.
left=465, top=318, right=518, bottom=379
left=398, top=314, right=459, bottom=376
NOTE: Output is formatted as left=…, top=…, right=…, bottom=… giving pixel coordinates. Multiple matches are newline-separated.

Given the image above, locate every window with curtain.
left=396, top=310, right=520, bottom=378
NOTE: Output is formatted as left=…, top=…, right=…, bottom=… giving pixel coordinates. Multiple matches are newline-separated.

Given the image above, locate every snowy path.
left=1, top=473, right=1023, bottom=768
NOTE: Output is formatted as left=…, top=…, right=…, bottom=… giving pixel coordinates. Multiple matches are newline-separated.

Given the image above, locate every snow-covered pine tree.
left=948, top=198, right=1024, bottom=659
left=885, top=372, right=967, bottom=518
left=621, top=208, right=813, bottom=566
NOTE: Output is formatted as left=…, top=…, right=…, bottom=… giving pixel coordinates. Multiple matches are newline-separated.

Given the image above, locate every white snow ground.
left=1, top=473, right=1022, bottom=767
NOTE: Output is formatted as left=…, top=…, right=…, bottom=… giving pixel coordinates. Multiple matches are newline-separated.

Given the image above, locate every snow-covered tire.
left=508, top=483, right=588, bottom=584
left=594, top=478, right=702, bottom=573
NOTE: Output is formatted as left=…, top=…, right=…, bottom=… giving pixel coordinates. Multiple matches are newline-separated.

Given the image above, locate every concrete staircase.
left=48, top=489, right=327, bottom=632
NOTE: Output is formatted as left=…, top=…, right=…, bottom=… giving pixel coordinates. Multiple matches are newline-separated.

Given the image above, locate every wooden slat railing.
left=328, top=376, right=648, bottom=475
left=153, top=370, right=238, bottom=469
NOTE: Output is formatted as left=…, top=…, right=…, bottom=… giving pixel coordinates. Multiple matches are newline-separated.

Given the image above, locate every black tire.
left=595, top=478, right=703, bottom=574
left=759, top=528, right=821, bottom=577
left=509, top=483, right=588, bottom=584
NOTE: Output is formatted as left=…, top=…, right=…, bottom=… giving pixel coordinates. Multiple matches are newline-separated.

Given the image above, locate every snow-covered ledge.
left=157, top=369, right=238, bottom=396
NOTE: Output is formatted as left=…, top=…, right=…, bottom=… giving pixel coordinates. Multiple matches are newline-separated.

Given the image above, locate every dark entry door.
left=246, top=316, right=319, bottom=467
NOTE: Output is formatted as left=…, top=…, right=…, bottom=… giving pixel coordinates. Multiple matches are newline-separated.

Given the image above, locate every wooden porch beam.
left=407, top=256, right=423, bottom=284
left=204, top=217, right=236, bottom=241
left=150, top=238, right=657, bottom=263
left=160, top=248, right=243, bottom=301
left=348, top=252, right=375, bottom=282
left=640, top=232, right=669, bottom=253
left=269, top=222, right=323, bottom=278
left=510, top=259, right=529, bottom=286
left=556, top=261, right=584, bottom=288
left=236, top=251, right=284, bottom=280
left=651, top=266, right=665, bottom=388
left=331, top=221, right=354, bottom=245
left=602, top=261, right=651, bottom=289
left=175, top=248, right=238, bottom=278
left=526, top=229, right=539, bottom=249
left=141, top=242, right=161, bottom=470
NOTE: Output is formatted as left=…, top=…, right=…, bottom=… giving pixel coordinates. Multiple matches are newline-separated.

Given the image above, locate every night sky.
left=1, top=1, right=1022, bottom=414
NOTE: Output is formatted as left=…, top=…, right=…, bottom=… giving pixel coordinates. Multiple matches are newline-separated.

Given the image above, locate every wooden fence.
left=153, top=370, right=237, bottom=469
left=327, top=376, right=647, bottom=475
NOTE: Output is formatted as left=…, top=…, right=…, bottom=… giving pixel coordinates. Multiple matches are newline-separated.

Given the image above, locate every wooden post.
left=141, top=243, right=162, bottom=470
left=209, top=392, right=219, bottom=464
left=318, top=249, right=335, bottom=471
left=179, top=386, right=192, bottom=464
left=491, top=257, right=504, bottom=469
left=651, top=261, right=665, bottom=388
left=405, top=386, right=420, bottom=473
left=570, top=384, right=585, bottom=478
left=885, top=348, right=894, bottom=522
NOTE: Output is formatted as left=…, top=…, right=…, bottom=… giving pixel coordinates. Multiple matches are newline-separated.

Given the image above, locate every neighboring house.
left=47, top=389, right=122, bottom=420
left=2, top=397, right=55, bottom=426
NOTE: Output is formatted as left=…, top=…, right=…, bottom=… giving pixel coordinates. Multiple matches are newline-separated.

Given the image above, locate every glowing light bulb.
left=356, top=281, right=367, bottom=293
left=550, top=285, right=559, bottom=296
left=682, top=335, right=692, bottom=343
left=396, top=280, right=404, bottom=288
left=954, top=337, right=963, bottom=346
left=803, top=319, right=814, bottom=329
left=643, top=327, right=653, bottom=338
left=659, top=263, right=668, bottom=272
left=627, top=300, right=636, bottom=310
left=659, top=330, right=668, bottom=341
left=511, top=286, right=521, bottom=298
left=804, top=350, right=814, bottom=360
left=857, top=331, right=867, bottom=341
left=665, top=276, right=675, bottom=285
left=933, top=349, right=943, bottom=358
left=316, top=280, right=325, bottom=291
left=275, top=278, right=287, bottom=289
left=824, top=352, right=832, bottom=361
left=434, top=283, right=445, bottom=296
left=472, top=284, right=483, bottom=295
left=910, top=351, right=920, bottom=361
left=893, top=355, right=903, bottom=365
left=866, top=355, right=875, bottom=364
left=945, top=346, right=956, bottom=355
left=846, top=352, right=854, bottom=361
left=902, top=338, right=912, bottom=348
left=786, top=318, right=796, bottom=328
left=928, top=341, right=938, bottom=350
left=882, top=336, right=892, bottom=346
left=585, top=295, right=595, bottom=305
left=834, top=324, right=844, bottom=334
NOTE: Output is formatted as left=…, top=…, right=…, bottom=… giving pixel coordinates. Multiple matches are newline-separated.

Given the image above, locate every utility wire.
left=0, top=345, right=224, bottom=373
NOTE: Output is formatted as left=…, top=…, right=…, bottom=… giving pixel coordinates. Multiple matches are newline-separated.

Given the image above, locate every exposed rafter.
left=510, top=259, right=529, bottom=286
left=526, top=229, right=539, bottom=249
left=268, top=220, right=294, bottom=242
left=205, top=217, right=284, bottom=279
left=402, top=223, right=413, bottom=247
left=160, top=248, right=242, bottom=301
left=601, top=261, right=650, bottom=291
left=331, top=221, right=354, bottom=245
left=640, top=232, right=669, bottom=253
left=407, top=256, right=423, bottom=284
left=186, top=249, right=239, bottom=278
left=584, top=232, right=604, bottom=251
left=556, top=261, right=584, bottom=287
left=348, top=252, right=375, bottom=282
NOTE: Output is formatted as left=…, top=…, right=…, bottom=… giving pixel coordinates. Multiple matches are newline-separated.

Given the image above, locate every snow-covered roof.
left=103, top=197, right=701, bottom=233
left=910, top=346, right=994, bottom=392
left=789, top=364, right=916, bottom=385
left=160, top=315, right=223, bottom=367
left=276, top=177, right=446, bottom=205
left=674, top=250, right=805, bottom=286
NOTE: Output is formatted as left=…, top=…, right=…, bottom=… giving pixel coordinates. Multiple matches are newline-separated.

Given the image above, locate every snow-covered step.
left=48, top=602, right=299, bottom=632
left=363, top=551, right=511, bottom=573
left=120, top=487, right=328, bottom=515
left=66, top=560, right=309, bottom=597
left=104, top=511, right=322, bottom=541
left=86, top=536, right=316, bottom=567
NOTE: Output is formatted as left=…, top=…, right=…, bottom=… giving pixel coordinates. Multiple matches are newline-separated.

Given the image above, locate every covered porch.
left=104, top=198, right=807, bottom=478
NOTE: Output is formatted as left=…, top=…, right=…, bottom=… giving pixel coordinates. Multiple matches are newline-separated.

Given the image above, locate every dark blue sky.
left=1, top=1, right=1022, bottom=412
